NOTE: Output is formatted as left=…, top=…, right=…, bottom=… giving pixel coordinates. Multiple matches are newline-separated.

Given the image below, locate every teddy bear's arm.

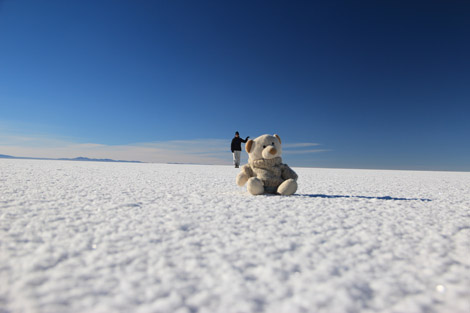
left=281, top=164, right=298, bottom=181
left=236, top=164, right=254, bottom=186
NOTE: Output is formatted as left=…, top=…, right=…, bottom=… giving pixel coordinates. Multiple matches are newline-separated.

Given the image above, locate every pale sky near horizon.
left=1, top=0, right=469, bottom=171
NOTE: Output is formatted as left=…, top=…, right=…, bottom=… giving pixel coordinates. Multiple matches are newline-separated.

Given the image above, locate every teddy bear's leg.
left=247, top=177, right=264, bottom=195
left=277, top=179, right=297, bottom=196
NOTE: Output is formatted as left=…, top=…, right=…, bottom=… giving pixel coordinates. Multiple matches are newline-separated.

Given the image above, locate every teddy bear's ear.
left=274, top=134, right=281, bottom=144
left=246, top=140, right=254, bottom=153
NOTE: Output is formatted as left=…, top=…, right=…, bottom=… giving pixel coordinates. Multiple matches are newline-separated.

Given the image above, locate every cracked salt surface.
left=1, top=159, right=469, bottom=313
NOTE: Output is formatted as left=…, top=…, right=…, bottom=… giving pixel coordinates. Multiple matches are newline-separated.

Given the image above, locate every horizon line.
left=1, top=153, right=468, bottom=173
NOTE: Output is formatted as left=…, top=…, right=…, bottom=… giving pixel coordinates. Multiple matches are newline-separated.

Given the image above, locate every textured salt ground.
left=0, top=159, right=469, bottom=313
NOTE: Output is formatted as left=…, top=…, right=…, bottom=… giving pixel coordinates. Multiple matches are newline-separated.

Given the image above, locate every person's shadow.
left=295, top=194, right=432, bottom=202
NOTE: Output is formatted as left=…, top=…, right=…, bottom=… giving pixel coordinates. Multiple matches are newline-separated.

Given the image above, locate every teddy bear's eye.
left=272, top=142, right=275, bottom=146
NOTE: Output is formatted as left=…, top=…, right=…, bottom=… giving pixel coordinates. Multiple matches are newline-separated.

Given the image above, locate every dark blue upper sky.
left=1, top=0, right=469, bottom=170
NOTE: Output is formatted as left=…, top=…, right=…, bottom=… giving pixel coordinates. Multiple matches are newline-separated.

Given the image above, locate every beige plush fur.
left=236, top=134, right=298, bottom=195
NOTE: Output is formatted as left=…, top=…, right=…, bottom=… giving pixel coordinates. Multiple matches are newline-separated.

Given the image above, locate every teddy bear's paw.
left=247, top=177, right=264, bottom=195
left=236, top=173, right=249, bottom=187
left=278, top=179, right=297, bottom=196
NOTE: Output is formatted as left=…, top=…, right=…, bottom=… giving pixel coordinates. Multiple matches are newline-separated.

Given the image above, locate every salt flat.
left=0, top=159, right=469, bottom=313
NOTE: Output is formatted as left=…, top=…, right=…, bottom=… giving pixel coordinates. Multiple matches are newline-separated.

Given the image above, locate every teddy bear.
left=236, top=134, right=298, bottom=195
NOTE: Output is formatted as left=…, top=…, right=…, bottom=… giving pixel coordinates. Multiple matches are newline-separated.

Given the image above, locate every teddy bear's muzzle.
left=262, top=146, right=278, bottom=159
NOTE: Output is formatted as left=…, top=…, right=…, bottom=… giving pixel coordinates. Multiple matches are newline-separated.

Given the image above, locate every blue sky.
left=1, top=0, right=469, bottom=171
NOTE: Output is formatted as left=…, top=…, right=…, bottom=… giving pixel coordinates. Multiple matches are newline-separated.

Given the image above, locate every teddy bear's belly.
left=253, top=167, right=283, bottom=187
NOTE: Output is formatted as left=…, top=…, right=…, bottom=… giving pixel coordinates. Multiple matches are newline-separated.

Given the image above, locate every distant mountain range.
left=0, top=154, right=143, bottom=163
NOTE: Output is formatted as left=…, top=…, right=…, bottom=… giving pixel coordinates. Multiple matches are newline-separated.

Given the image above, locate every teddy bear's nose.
left=269, top=148, right=277, bottom=155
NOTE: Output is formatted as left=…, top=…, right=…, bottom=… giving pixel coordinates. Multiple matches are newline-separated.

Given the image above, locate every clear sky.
left=1, top=0, right=469, bottom=171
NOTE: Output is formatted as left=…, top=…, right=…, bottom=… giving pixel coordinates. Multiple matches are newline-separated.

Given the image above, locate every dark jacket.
left=231, top=136, right=249, bottom=152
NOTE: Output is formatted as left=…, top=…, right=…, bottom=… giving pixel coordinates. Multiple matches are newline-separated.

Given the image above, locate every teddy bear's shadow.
left=295, top=194, right=432, bottom=202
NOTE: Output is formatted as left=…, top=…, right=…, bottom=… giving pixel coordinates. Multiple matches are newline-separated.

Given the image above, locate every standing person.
left=231, top=131, right=249, bottom=168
